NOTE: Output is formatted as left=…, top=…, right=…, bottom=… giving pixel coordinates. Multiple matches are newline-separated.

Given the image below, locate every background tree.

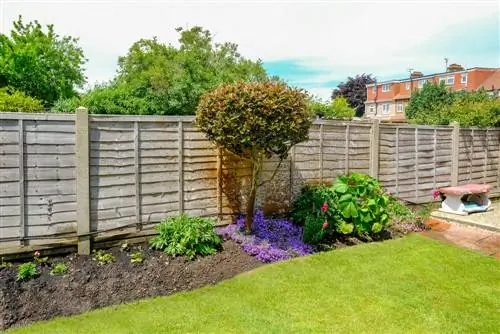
left=54, top=26, right=268, bottom=115
left=406, top=82, right=499, bottom=127
left=0, top=16, right=86, bottom=106
left=196, top=81, right=312, bottom=232
left=331, top=74, right=374, bottom=117
left=309, top=96, right=355, bottom=120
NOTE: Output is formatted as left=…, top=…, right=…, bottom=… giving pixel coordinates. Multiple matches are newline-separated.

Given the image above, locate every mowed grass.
left=9, top=234, right=499, bottom=334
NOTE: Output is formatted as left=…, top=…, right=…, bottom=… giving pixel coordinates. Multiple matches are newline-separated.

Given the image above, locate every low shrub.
left=50, top=263, right=68, bottom=276
left=217, top=210, right=313, bottom=263
left=130, top=251, right=144, bottom=264
left=293, top=173, right=391, bottom=244
left=0, top=87, right=44, bottom=112
left=150, top=214, right=222, bottom=260
left=92, top=250, right=116, bottom=265
left=17, top=262, right=38, bottom=281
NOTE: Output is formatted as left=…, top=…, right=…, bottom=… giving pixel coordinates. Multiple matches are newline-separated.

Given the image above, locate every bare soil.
left=0, top=241, right=261, bottom=331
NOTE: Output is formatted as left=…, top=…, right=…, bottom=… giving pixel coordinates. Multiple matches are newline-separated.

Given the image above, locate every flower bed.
left=217, top=211, right=314, bottom=262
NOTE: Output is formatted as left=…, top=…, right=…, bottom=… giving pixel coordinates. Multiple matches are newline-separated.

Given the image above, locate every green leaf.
left=339, top=194, right=353, bottom=202
left=341, top=202, right=358, bottom=218
left=334, top=183, right=349, bottom=194
left=372, top=223, right=383, bottom=234
left=339, top=223, right=354, bottom=234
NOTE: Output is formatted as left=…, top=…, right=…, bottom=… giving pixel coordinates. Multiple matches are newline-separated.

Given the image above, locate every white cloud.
left=2, top=0, right=498, bottom=100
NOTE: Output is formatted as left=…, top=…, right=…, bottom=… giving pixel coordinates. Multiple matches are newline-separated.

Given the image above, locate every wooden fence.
left=1, top=109, right=499, bottom=255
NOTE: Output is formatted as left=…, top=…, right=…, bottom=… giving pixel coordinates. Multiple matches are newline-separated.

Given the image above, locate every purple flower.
left=216, top=210, right=314, bottom=263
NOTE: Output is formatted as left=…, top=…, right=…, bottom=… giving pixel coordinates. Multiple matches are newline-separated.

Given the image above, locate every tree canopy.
left=406, top=82, right=500, bottom=127
left=54, top=26, right=268, bottom=115
left=331, top=74, right=374, bottom=117
left=0, top=16, right=86, bottom=106
left=196, top=81, right=312, bottom=232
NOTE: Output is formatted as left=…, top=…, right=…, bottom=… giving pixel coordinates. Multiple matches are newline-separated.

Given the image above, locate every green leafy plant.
left=0, top=257, right=12, bottom=268
left=387, top=197, right=416, bottom=223
left=150, top=214, right=222, bottom=260
left=196, top=81, right=312, bottom=232
left=50, top=262, right=68, bottom=276
left=0, top=87, right=44, bottom=112
left=92, top=250, right=116, bottom=265
left=130, top=251, right=144, bottom=264
left=17, top=262, right=38, bottom=281
left=294, top=173, right=391, bottom=244
left=324, top=96, right=355, bottom=120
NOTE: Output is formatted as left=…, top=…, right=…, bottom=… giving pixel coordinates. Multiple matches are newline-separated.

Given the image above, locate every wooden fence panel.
left=1, top=111, right=500, bottom=255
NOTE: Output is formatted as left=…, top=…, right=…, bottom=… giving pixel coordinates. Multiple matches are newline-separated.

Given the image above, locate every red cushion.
left=439, top=184, right=493, bottom=196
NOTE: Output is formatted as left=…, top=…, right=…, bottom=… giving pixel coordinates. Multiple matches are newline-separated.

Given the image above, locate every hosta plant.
left=150, top=214, right=222, bottom=260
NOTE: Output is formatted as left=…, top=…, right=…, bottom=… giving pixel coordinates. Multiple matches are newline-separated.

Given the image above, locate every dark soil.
left=0, top=241, right=261, bottom=331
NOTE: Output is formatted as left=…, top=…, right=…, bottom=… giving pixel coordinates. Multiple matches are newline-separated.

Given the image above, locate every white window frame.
left=418, top=79, right=426, bottom=88
left=405, top=82, right=410, bottom=90
left=369, top=105, right=375, bottom=113
left=372, top=85, right=376, bottom=93
left=446, top=76, right=455, bottom=85
left=382, top=103, right=390, bottom=114
left=396, top=102, right=404, bottom=113
left=461, top=74, right=467, bottom=84
left=439, top=77, right=446, bottom=84
left=382, top=84, right=391, bottom=92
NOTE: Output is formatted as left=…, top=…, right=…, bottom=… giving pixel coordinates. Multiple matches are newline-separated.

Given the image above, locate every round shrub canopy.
left=195, top=81, right=312, bottom=161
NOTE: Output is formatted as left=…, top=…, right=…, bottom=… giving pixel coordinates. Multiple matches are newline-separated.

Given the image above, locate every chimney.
left=410, top=71, right=423, bottom=79
left=447, top=63, right=464, bottom=72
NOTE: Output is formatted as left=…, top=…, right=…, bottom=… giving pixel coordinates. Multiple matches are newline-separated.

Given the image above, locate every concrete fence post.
left=76, top=107, right=91, bottom=255
left=369, top=119, right=380, bottom=179
left=450, top=121, right=460, bottom=187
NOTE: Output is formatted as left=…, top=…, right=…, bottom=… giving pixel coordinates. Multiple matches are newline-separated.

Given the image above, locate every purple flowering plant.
left=216, top=210, right=314, bottom=263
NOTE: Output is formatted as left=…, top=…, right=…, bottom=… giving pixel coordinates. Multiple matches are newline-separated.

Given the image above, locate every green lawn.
left=9, top=235, right=499, bottom=334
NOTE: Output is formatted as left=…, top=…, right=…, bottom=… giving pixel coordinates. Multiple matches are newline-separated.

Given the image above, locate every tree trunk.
left=244, top=156, right=261, bottom=233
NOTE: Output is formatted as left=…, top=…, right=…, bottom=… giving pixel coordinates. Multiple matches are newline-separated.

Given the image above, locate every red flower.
left=432, top=190, right=441, bottom=200
left=322, top=221, right=329, bottom=229
left=34, top=251, right=40, bottom=258
left=320, top=202, right=329, bottom=212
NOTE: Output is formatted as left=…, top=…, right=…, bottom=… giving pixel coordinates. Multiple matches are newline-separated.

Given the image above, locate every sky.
left=1, top=0, right=499, bottom=100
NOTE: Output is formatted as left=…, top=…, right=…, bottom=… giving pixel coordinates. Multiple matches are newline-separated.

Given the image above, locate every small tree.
left=331, top=74, right=375, bottom=117
left=405, top=82, right=455, bottom=123
left=196, top=81, right=312, bottom=232
left=324, top=97, right=355, bottom=120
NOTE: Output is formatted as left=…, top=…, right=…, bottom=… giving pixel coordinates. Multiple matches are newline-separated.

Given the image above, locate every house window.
left=418, top=79, right=426, bottom=88
left=405, top=82, right=410, bottom=90
left=372, top=86, right=376, bottom=93
left=439, top=77, right=446, bottom=84
left=382, top=103, right=390, bottom=114
left=461, top=74, right=467, bottom=84
left=369, top=105, right=375, bottom=113
left=382, top=84, right=391, bottom=92
left=396, top=103, right=404, bottom=112
left=446, top=76, right=455, bottom=85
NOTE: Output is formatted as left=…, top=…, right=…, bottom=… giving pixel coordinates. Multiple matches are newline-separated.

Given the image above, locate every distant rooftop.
left=366, top=67, right=499, bottom=87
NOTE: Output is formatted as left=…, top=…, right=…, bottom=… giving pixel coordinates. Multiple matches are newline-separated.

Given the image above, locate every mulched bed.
left=0, top=240, right=262, bottom=331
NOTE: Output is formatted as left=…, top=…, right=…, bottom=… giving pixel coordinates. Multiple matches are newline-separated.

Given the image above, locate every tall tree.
left=331, top=74, right=374, bottom=117
left=0, top=16, right=86, bottom=106
left=112, top=26, right=268, bottom=115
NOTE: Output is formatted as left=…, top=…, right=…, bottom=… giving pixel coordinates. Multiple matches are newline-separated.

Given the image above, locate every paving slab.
left=423, top=218, right=500, bottom=257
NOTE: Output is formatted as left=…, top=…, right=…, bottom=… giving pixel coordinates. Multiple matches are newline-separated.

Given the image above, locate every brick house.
left=364, top=65, right=500, bottom=121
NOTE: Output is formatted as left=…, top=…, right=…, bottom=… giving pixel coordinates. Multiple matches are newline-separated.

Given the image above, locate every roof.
left=393, top=93, right=411, bottom=100
left=366, top=67, right=499, bottom=87
left=478, top=70, right=500, bottom=91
